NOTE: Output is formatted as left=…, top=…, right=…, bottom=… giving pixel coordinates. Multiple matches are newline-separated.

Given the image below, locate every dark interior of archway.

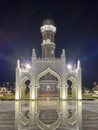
left=67, top=80, right=72, bottom=94
left=25, top=80, right=30, bottom=94
left=39, top=72, right=58, bottom=97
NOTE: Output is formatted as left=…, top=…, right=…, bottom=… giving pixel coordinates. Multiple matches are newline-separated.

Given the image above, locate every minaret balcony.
left=41, top=25, right=56, bottom=33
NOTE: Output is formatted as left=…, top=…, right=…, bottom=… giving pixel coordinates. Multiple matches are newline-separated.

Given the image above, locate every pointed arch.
left=21, top=76, right=30, bottom=84
left=66, top=76, right=78, bottom=99
left=20, top=76, right=31, bottom=100
left=36, top=67, right=61, bottom=87
left=67, top=76, right=77, bottom=86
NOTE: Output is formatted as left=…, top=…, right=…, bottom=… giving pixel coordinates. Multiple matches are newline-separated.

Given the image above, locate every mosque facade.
left=15, top=19, right=82, bottom=100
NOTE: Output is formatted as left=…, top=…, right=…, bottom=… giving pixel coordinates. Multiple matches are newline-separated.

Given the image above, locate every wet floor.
left=0, top=100, right=98, bottom=130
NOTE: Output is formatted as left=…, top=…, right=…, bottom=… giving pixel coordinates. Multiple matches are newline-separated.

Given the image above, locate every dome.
left=42, top=18, right=55, bottom=26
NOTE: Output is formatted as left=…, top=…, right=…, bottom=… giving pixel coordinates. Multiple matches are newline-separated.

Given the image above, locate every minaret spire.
left=17, top=59, right=20, bottom=68
left=77, top=59, right=81, bottom=69
left=32, top=48, right=36, bottom=57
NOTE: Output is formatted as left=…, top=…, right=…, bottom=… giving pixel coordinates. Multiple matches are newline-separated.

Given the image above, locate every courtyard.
left=0, top=100, right=98, bottom=130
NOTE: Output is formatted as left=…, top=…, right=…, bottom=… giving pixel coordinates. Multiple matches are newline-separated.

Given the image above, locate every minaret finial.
left=61, top=49, right=65, bottom=57
left=77, top=59, right=81, bottom=69
left=63, top=49, right=65, bottom=56
left=32, top=48, right=36, bottom=57
left=17, top=59, right=20, bottom=68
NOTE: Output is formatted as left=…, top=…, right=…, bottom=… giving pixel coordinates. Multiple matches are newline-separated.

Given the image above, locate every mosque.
left=15, top=18, right=82, bottom=100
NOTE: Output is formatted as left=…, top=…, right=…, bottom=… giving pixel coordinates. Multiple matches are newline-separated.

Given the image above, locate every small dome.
left=42, top=18, right=55, bottom=26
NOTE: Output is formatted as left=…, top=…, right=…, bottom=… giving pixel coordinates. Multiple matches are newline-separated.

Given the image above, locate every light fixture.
left=25, top=64, right=31, bottom=69
left=67, top=64, right=72, bottom=70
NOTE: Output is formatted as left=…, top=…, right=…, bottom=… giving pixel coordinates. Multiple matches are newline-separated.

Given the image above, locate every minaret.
left=40, top=18, right=56, bottom=58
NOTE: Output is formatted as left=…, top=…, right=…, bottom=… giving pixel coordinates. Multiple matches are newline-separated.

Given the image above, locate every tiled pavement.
left=0, top=101, right=98, bottom=130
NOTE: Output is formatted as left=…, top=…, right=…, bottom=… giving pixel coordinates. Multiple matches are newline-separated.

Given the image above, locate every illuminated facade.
left=15, top=18, right=82, bottom=100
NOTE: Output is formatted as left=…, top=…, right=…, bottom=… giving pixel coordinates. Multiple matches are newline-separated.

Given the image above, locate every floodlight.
left=67, top=64, right=72, bottom=70
left=25, top=64, right=31, bottom=69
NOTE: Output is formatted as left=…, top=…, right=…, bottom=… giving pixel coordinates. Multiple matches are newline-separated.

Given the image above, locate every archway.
left=67, top=80, right=72, bottom=98
left=24, top=80, right=30, bottom=99
left=67, top=76, right=77, bottom=100
left=36, top=68, right=61, bottom=99
left=20, top=76, right=31, bottom=100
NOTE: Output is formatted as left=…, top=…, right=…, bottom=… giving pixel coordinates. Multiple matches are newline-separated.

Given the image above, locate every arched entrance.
left=39, top=72, right=58, bottom=98
left=36, top=68, right=61, bottom=99
left=67, top=76, right=77, bottom=100
left=20, top=76, right=31, bottom=100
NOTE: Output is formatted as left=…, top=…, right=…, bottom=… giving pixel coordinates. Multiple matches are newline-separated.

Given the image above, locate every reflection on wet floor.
left=1, top=100, right=98, bottom=130
left=15, top=100, right=82, bottom=130
left=39, top=109, right=58, bottom=124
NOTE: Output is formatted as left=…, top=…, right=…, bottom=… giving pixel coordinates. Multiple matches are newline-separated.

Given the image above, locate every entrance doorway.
left=20, top=77, right=30, bottom=100
left=67, top=76, right=77, bottom=100
left=38, top=72, right=59, bottom=98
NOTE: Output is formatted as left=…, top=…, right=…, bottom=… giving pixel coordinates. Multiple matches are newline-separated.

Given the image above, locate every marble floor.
left=0, top=100, right=98, bottom=130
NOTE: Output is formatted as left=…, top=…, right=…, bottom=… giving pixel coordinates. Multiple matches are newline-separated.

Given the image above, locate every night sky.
left=0, top=0, right=98, bottom=89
